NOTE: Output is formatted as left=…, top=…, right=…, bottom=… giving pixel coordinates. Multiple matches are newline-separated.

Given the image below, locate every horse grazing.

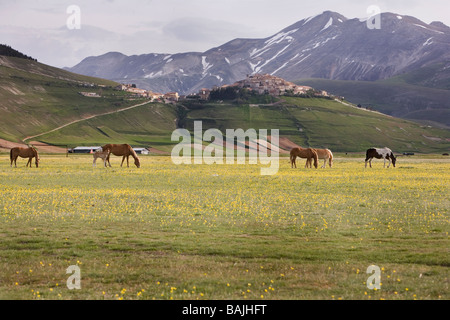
left=306, top=148, right=333, bottom=168
left=10, top=147, right=39, bottom=168
left=102, top=144, right=141, bottom=168
left=290, top=147, right=318, bottom=169
left=365, top=147, right=396, bottom=168
left=93, top=148, right=110, bottom=167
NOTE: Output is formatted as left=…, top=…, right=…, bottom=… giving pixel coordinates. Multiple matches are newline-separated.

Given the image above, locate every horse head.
left=391, top=154, right=397, bottom=167
left=134, top=157, right=141, bottom=168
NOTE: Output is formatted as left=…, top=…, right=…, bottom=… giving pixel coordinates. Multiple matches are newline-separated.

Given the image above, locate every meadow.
left=0, top=154, right=448, bottom=300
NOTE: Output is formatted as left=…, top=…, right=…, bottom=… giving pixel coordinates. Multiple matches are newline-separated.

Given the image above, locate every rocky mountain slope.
left=68, top=11, right=450, bottom=97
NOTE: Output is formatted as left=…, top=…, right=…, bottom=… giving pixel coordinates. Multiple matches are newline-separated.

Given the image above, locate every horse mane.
left=127, top=144, right=139, bottom=160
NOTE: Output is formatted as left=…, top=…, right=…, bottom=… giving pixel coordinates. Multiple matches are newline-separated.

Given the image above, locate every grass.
left=0, top=56, right=141, bottom=142
left=0, top=154, right=448, bottom=300
left=179, top=97, right=450, bottom=153
left=297, top=77, right=450, bottom=128
left=35, top=102, right=178, bottom=151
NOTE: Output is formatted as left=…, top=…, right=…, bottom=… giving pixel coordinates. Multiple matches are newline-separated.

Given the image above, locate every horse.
left=365, top=147, right=396, bottom=168
left=102, top=144, right=141, bottom=168
left=306, top=148, right=333, bottom=168
left=290, top=147, right=318, bottom=169
left=10, top=147, right=39, bottom=168
left=93, top=148, right=110, bottom=167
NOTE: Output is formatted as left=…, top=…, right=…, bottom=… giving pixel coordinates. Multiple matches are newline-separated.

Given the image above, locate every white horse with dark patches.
left=365, top=147, right=396, bottom=168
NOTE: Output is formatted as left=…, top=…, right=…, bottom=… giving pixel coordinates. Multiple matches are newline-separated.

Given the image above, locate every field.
left=0, top=154, right=448, bottom=300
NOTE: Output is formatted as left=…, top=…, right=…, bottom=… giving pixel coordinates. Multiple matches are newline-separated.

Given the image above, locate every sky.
left=1, top=0, right=449, bottom=68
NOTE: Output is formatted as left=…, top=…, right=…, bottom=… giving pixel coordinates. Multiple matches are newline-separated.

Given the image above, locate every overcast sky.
left=1, top=0, right=449, bottom=68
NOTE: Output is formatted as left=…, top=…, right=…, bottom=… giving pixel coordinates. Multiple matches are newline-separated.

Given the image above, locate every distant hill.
left=1, top=49, right=449, bottom=154
left=0, top=44, right=37, bottom=62
left=299, top=73, right=450, bottom=128
left=31, top=91, right=450, bottom=154
left=0, top=54, right=142, bottom=143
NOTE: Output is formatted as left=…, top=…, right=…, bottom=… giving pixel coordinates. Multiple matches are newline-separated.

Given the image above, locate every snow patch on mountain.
left=202, top=56, right=213, bottom=78
left=250, top=29, right=298, bottom=58
left=320, top=18, right=333, bottom=32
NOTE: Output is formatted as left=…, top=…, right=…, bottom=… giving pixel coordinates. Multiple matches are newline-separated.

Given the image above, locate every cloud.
left=162, top=17, right=259, bottom=48
left=1, top=0, right=449, bottom=68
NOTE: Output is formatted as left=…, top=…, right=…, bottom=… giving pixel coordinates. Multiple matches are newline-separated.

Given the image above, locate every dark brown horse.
left=102, top=144, right=140, bottom=168
left=290, top=147, right=318, bottom=169
left=10, top=147, right=39, bottom=168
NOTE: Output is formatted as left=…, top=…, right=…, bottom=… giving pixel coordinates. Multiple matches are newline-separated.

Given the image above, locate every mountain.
left=68, top=11, right=450, bottom=95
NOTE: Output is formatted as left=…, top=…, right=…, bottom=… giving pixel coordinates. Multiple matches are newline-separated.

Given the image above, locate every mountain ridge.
left=67, top=11, right=450, bottom=94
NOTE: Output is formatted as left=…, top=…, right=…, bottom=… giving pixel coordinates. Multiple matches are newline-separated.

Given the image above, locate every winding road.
left=23, top=100, right=152, bottom=143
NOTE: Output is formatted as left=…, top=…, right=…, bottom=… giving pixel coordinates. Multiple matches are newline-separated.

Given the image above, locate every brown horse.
left=102, top=144, right=140, bottom=168
left=10, top=147, right=39, bottom=168
left=306, top=148, right=333, bottom=168
left=290, top=147, right=318, bottom=169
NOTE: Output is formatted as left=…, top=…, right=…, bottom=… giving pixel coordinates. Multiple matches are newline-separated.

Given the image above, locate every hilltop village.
left=112, top=74, right=330, bottom=104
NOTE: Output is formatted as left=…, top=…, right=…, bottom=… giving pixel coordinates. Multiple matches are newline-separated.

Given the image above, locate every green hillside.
left=35, top=102, right=178, bottom=152
left=32, top=95, right=450, bottom=154
left=178, top=97, right=450, bottom=153
left=1, top=55, right=449, bottom=154
left=298, top=75, right=450, bottom=129
left=0, top=56, right=137, bottom=142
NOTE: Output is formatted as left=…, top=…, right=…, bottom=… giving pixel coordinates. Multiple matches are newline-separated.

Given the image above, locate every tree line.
left=0, top=44, right=37, bottom=62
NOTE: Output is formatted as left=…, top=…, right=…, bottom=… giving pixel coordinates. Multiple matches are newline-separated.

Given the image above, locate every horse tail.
left=328, top=149, right=333, bottom=167
left=312, top=149, right=318, bottom=169
left=290, top=149, right=297, bottom=164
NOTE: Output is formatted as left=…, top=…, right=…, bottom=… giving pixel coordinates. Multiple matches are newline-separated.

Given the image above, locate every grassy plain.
left=0, top=154, right=448, bottom=300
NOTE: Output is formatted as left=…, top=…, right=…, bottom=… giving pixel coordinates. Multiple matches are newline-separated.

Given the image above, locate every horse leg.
left=126, top=155, right=130, bottom=167
left=120, top=156, right=125, bottom=167
left=322, top=158, right=326, bottom=169
left=305, top=158, right=312, bottom=168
